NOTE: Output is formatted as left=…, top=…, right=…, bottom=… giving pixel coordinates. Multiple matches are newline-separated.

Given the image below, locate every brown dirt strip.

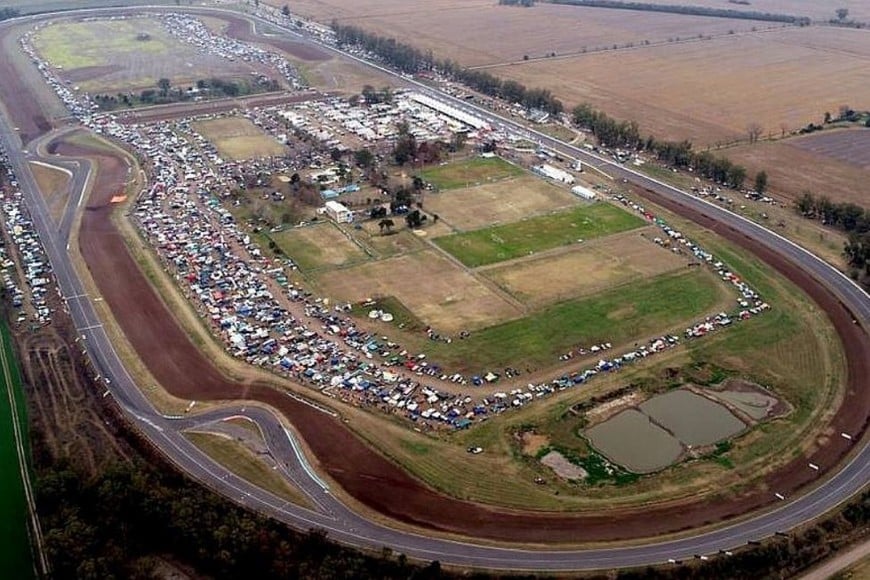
left=220, top=14, right=331, bottom=62
left=116, top=91, right=330, bottom=125
left=0, top=26, right=53, bottom=144
left=60, top=132, right=870, bottom=544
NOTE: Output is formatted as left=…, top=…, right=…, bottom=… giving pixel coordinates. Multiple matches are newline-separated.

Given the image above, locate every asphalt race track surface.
left=0, top=5, right=867, bottom=567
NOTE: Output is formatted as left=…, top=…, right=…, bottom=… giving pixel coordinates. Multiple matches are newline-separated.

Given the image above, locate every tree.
left=754, top=170, right=768, bottom=194
left=450, top=131, right=467, bottom=152
left=836, top=7, right=849, bottom=21
left=378, top=218, right=394, bottom=234
left=157, top=77, right=171, bottom=96
left=282, top=4, right=290, bottom=17
left=354, top=148, right=374, bottom=168
left=746, top=122, right=763, bottom=144
left=824, top=111, right=832, bottom=124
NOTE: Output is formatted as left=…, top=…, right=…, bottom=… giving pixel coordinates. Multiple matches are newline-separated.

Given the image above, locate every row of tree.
left=331, top=22, right=564, bottom=114
left=571, top=103, right=748, bottom=188
left=795, top=192, right=870, bottom=285
left=0, top=7, right=19, bottom=21
left=547, top=0, right=811, bottom=24
left=498, top=0, right=536, bottom=6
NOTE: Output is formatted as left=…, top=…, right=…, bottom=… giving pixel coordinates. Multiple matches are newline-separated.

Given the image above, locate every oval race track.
left=0, top=5, right=868, bottom=571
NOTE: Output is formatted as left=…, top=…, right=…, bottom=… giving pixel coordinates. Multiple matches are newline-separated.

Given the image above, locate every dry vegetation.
left=314, top=249, right=523, bottom=333
left=193, top=116, right=286, bottom=160
left=28, top=161, right=70, bottom=225
left=725, top=138, right=870, bottom=206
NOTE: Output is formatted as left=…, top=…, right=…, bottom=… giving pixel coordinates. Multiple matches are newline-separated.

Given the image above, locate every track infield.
left=193, top=116, right=286, bottom=161
left=434, top=201, right=646, bottom=267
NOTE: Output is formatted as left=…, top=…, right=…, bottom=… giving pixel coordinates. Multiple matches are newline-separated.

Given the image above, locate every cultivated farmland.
left=499, top=26, right=870, bottom=146
left=287, top=0, right=763, bottom=66
left=724, top=139, right=870, bottom=206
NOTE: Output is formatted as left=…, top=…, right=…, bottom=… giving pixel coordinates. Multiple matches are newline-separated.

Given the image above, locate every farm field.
left=193, top=116, right=286, bottom=161
left=789, top=128, right=870, bottom=169
left=315, top=249, right=523, bottom=335
left=724, top=138, right=870, bottom=206
left=424, top=175, right=577, bottom=231
left=419, top=155, right=524, bottom=190
left=0, top=0, right=178, bottom=13
left=0, top=322, right=34, bottom=579
left=286, top=0, right=763, bottom=66
left=271, top=221, right=367, bottom=271
left=499, top=26, right=870, bottom=146
left=434, top=202, right=646, bottom=267
left=482, top=227, right=688, bottom=307
left=641, top=0, right=870, bottom=21
left=30, top=17, right=259, bottom=93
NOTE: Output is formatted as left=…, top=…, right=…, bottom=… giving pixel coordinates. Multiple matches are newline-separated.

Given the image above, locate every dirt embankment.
left=57, top=132, right=869, bottom=544
left=0, top=27, right=52, bottom=145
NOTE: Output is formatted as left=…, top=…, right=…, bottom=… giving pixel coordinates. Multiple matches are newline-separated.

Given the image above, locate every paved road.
left=0, top=5, right=868, bottom=571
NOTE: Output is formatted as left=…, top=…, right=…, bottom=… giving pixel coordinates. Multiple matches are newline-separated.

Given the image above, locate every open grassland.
left=418, top=268, right=725, bottom=373
left=185, top=432, right=311, bottom=508
left=499, top=26, right=870, bottom=146
left=419, top=156, right=523, bottom=190
left=434, top=202, right=646, bottom=267
left=0, top=322, right=34, bottom=579
left=315, top=249, right=522, bottom=334
left=31, top=17, right=258, bottom=93
left=424, top=175, right=578, bottom=231
left=28, top=161, right=70, bottom=226
left=271, top=221, right=367, bottom=271
left=339, top=198, right=843, bottom=510
left=193, top=116, right=286, bottom=161
left=483, top=227, right=688, bottom=307
left=724, top=138, right=870, bottom=207
left=286, top=0, right=762, bottom=66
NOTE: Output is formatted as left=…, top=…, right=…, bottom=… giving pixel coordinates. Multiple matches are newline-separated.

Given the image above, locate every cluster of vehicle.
left=0, top=150, right=54, bottom=326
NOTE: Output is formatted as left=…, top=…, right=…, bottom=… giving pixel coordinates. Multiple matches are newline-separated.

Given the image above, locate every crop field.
left=271, top=221, right=367, bottom=271
left=0, top=322, right=34, bottom=579
left=724, top=139, right=870, bottom=206
left=434, top=202, right=646, bottom=267
left=30, top=17, right=258, bottom=93
left=419, top=156, right=524, bottom=190
left=789, top=128, right=870, bottom=169
left=287, top=0, right=761, bottom=66
left=193, top=116, right=286, bottom=161
left=424, top=175, right=577, bottom=231
left=500, top=26, right=870, bottom=146
left=483, top=227, right=688, bottom=307
left=315, top=249, right=523, bottom=334
left=642, top=0, right=870, bottom=21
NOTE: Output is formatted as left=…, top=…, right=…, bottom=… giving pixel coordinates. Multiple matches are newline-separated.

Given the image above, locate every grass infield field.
left=434, top=202, right=646, bottom=267
left=0, top=321, right=35, bottom=578
left=193, top=117, right=286, bottom=161
left=422, top=268, right=723, bottom=372
left=419, top=156, right=523, bottom=190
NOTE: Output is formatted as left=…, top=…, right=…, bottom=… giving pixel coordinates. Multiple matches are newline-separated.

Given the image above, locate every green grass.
left=419, top=156, right=523, bottom=190
left=32, top=18, right=175, bottom=70
left=422, top=269, right=722, bottom=372
left=0, top=321, right=35, bottom=579
left=434, top=202, right=646, bottom=267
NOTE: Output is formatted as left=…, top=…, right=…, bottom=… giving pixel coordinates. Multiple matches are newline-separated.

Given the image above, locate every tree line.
left=796, top=192, right=870, bottom=284
left=0, top=7, right=19, bottom=21
left=571, top=103, right=748, bottom=188
left=331, top=22, right=564, bottom=114
left=499, top=0, right=536, bottom=6
left=546, top=0, right=811, bottom=24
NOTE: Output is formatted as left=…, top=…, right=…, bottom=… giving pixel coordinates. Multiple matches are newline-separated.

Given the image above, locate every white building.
left=533, top=164, right=575, bottom=185
left=571, top=185, right=597, bottom=200
left=324, top=200, right=353, bottom=223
